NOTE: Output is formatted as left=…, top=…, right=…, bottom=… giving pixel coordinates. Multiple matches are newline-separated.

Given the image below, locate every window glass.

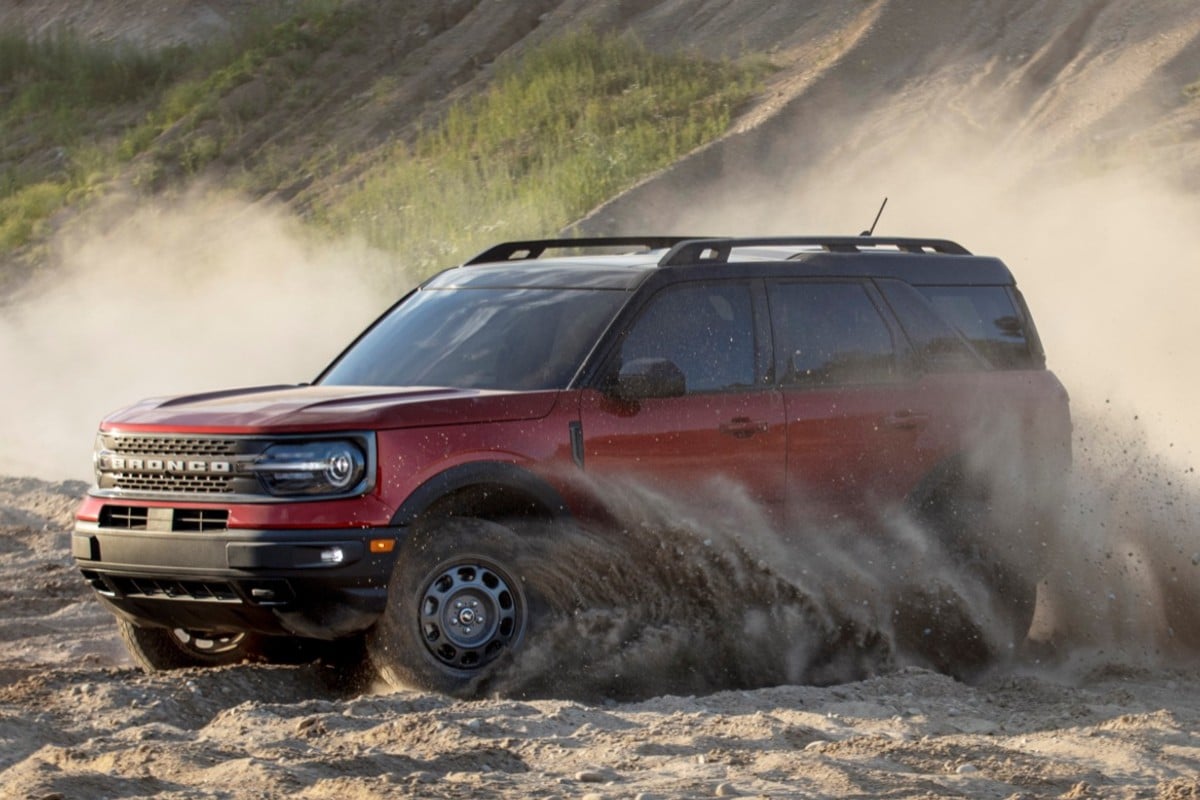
left=620, top=282, right=756, bottom=393
left=876, top=280, right=982, bottom=372
left=320, top=287, right=626, bottom=389
left=769, top=282, right=897, bottom=386
left=915, top=286, right=1033, bottom=369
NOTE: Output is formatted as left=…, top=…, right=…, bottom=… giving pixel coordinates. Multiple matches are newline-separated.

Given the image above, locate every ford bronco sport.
left=73, top=236, right=1071, bottom=695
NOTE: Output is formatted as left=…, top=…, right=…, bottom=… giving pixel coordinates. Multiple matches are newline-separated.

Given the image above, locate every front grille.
left=111, top=437, right=240, bottom=457
left=111, top=473, right=235, bottom=494
left=97, top=432, right=267, bottom=497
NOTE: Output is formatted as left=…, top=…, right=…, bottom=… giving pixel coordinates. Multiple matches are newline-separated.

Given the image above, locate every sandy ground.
left=3, top=1, right=1200, bottom=797
left=2, top=475, right=1199, bottom=800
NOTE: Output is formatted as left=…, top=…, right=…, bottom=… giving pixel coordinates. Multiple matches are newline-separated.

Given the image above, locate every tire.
left=898, top=479, right=1039, bottom=679
left=366, top=517, right=534, bottom=697
left=116, top=617, right=261, bottom=671
left=116, top=617, right=319, bottom=671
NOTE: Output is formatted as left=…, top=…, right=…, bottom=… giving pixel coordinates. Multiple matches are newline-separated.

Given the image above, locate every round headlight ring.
left=326, top=450, right=356, bottom=489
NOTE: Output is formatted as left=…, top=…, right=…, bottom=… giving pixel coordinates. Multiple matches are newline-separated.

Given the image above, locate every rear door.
left=580, top=279, right=787, bottom=518
left=767, top=279, right=941, bottom=526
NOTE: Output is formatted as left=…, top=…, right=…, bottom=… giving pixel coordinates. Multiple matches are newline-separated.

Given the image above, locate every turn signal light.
left=369, top=539, right=396, bottom=553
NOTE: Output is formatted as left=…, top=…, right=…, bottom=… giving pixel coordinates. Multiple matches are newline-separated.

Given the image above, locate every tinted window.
left=769, top=282, right=897, bottom=386
left=916, top=286, right=1033, bottom=369
left=876, top=280, right=982, bottom=372
left=620, top=282, right=756, bottom=393
left=321, top=287, right=626, bottom=389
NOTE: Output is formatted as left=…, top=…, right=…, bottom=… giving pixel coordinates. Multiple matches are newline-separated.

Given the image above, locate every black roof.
left=430, top=236, right=1016, bottom=290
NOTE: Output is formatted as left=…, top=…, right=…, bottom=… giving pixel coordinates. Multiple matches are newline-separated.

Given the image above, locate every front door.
left=580, top=280, right=786, bottom=520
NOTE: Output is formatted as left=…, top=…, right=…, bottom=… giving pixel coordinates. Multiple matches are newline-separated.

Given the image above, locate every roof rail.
left=657, top=236, right=971, bottom=266
left=464, top=237, right=706, bottom=265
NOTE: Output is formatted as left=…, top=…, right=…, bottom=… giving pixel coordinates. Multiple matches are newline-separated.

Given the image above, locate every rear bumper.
left=72, top=521, right=405, bottom=639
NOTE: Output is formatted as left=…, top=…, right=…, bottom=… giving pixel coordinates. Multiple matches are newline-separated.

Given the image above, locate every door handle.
left=883, top=410, right=929, bottom=430
left=720, top=417, right=769, bottom=438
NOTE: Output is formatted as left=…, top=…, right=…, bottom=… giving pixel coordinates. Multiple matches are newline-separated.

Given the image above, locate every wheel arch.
left=390, top=460, right=571, bottom=527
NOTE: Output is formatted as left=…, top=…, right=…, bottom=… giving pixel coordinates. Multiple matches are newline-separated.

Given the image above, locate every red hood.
left=100, top=384, right=564, bottom=434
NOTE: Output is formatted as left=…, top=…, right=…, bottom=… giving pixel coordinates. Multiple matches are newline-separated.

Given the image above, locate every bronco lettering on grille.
left=101, top=456, right=233, bottom=474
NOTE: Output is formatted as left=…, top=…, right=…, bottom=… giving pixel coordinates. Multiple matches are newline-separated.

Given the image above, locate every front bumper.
left=73, top=521, right=405, bottom=639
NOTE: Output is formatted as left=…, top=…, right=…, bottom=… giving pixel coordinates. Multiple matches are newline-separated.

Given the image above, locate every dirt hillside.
left=3, top=1, right=1200, bottom=798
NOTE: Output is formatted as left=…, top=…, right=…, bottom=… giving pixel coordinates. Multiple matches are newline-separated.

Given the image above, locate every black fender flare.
left=389, top=461, right=571, bottom=527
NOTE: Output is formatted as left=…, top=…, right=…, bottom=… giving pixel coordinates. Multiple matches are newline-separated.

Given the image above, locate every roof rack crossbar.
left=464, top=237, right=706, bottom=265
left=658, top=236, right=971, bottom=266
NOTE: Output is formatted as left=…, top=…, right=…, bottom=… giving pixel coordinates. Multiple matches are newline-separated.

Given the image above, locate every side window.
left=620, top=282, right=756, bottom=393
left=916, top=286, right=1034, bottom=369
left=769, top=281, right=897, bottom=387
left=875, top=280, right=982, bottom=372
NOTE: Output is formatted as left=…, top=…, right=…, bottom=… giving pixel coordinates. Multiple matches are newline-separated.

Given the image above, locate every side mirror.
left=613, top=357, right=686, bottom=400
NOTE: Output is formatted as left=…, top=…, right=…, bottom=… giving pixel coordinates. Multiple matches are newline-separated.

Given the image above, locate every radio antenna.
left=861, top=197, right=888, bottom=236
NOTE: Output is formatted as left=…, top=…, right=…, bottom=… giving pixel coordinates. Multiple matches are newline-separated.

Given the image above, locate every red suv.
left=73, top=236, right=1071, bottom=695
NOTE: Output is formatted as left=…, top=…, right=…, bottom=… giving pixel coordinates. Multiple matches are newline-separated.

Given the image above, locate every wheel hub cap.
left=419, top=562, right=521, bottom=670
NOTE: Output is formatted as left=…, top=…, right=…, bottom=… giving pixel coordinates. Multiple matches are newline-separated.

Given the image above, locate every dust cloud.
left=464, top=462, right=1051, bottom=702
left=818, top=153, right=1200, bottom=675
left=486, top=486, right=890, bottom=702
left=793, top=152, right=1200, bottom=676
left=0, top=189, right=395, bottom=480
left=585, top=84, right=1200, bottom=682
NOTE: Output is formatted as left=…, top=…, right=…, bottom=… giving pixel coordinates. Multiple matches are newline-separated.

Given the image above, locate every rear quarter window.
left=875, top=280, right=983, bottom=372
left=915, top=285, right=1042, bottom=369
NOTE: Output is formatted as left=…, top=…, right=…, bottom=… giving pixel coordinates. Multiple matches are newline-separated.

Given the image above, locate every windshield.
left=319, top=287, right=628, bottom=390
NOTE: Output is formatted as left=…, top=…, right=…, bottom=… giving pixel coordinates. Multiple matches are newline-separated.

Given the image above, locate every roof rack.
left=464, top=237, right=706, bottom=265
left=658, top=236, right=971, bottom=266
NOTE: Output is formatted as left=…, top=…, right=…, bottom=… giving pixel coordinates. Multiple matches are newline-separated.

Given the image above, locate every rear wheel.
left=898, top=480, right=1039, bottom=678
left=117, top=618, right=260, bottom=670
left=367, top=518, right=535, bottom=697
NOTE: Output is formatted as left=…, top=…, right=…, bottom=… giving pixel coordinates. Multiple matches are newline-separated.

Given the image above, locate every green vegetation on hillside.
left=322, top=32, right=770, bottom=275
left=0, top=2, right=346, bottom=254
left=117, top=1, right=361, bottom=181
left=1, top=9, right=769, bottom=280
left=0, top=29, right=186, bottom=249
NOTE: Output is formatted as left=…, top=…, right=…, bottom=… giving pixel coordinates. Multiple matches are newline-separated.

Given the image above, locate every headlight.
left=249, top=440, right=367, bottom=497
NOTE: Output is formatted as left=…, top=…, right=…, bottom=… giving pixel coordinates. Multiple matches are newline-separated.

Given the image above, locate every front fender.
left=389, top=461, right=571, bottom=526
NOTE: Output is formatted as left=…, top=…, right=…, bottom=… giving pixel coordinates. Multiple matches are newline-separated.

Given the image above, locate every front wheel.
left=367, top=518, right=533, bottom=697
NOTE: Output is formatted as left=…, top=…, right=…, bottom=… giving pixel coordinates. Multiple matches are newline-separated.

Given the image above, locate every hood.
left=100, top=384, right=564, bottom=434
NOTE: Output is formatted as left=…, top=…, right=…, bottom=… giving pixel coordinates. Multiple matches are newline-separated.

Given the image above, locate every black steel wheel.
left=367, top=517, right=534, bottom=697
left=418, top=558, right=523, bottom=671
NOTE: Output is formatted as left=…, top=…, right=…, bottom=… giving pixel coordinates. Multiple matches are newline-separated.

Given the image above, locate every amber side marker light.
left=370, top=539, right=396, bottom=553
